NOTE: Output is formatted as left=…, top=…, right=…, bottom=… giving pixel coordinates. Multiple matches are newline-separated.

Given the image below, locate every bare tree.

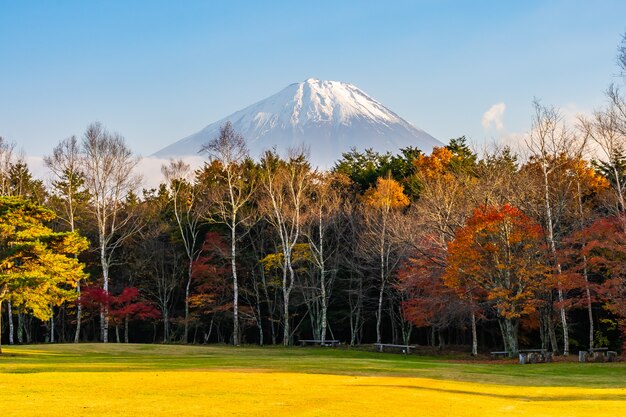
left=0, top=137, right=16, bottom=196
left=260, top=149, right=312, bottom=345
left=526, top=101, right=586, bottom=355
left=161, top=159, right=203, bottom=343
left=200, top=122, right=256, bottom=346
left=618, top=31, right=626, bottom=77
left=81, top=123, right=142, bottom=343
left=580, top=90, right=626, bottom=213
left=302, top=173, right=345, bottom=343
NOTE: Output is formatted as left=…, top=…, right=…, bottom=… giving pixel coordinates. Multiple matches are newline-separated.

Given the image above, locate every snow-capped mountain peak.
left=153, top=79, right=441, bottom=166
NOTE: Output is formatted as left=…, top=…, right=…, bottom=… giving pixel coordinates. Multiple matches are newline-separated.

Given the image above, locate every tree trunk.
left=124, top=315, right=129, bottom=343
left=542, top=165, right=569, bottom=355
left=539, top=310, right=547, bottom=351
left=7, top=301, right=14, bottom=345
left=17, top=311, right=23, bottom=344
left=99, top=233, right=110, bottom=343
left=548, top=313, right=558, bottom=353
left=349, top=272, right=363, bottom=346
left=584, top=262, right=594, bottom=350
left=471, top=310, right=478, bottom=356
left=74, top=281, right=82, bottom=343
left=259, top=268, right=275, bottom=345
left=282, top=282, right=290, bottom=346
left=497, top=320, right=508, bottom=353
left=282, top=248, right=295, bottom=346
left=576, top=181, right=594, bottom=350
left=231, top=225, right=240, bottom=346
left=256, top=316, right=263, bottom=346
left=50, top=306, right=55, bottom=343
left=501, top=318, right=518, bottom=356
left=376, top=213, right=387, bottom=345
left=184, top=261, right=192, bottom=344
left=612, top=165, right=625, bottom=212
left=376, top=280, right=385, bottom=344
left=163, top=309, right=169, bottom=343
left=318, top=213, right=328, bottom=344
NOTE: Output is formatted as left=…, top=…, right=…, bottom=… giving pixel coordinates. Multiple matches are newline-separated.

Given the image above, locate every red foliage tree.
left=396, top=241, right=476, bottom=345
left=188, top=231, right=232, bottom=342
left=444, top=204, right=548, bottom=355
left=566, top=214, right=626, bottom=348
left=82, top=286, right=160, bottom=342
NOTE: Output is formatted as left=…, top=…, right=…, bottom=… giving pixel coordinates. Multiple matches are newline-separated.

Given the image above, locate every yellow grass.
left=1, top=370, right=625, bottom=416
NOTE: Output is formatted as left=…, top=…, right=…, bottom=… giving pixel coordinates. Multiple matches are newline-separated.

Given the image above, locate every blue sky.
left=1, top=0, right=625, bottom=158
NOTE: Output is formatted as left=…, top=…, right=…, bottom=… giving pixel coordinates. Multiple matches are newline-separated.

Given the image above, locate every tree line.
left=1, top=36, right=626, bottom=357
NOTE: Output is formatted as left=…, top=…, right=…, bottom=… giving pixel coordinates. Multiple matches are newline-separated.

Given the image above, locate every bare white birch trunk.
left=542, top=165, right=569, bottom=355
left=231, top=224, right=240, bottom=346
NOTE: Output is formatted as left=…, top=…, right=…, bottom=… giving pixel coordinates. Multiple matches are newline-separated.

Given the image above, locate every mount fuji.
left=153, top=78, right=442, bottom=166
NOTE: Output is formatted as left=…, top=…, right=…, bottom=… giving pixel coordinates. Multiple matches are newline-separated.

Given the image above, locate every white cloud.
left=482, top=102, right=506, bottom=130
left=137, top=156, right=205, bottom=190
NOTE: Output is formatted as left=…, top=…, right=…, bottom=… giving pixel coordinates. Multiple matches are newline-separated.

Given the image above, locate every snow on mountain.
left=153, top=78, right=442, bottom=167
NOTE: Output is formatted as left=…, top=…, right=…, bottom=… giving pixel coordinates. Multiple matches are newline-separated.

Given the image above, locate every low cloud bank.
left=27, top=155, right=206, bottom=192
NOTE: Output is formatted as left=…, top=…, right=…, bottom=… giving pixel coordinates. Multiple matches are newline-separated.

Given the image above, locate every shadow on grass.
left=352, top=384, right=626, bottom=402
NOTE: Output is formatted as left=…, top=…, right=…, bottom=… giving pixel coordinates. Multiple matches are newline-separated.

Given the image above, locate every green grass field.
left=1, top=344, right=625, bottom=416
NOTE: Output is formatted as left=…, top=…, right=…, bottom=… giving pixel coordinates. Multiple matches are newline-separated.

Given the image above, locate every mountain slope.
left=154, top=78, right=442, bottom=166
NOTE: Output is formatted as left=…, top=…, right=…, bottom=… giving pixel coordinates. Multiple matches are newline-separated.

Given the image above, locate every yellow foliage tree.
left=0, top=197, right=88, bottom=353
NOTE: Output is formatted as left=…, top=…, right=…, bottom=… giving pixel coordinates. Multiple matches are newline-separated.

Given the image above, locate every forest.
left=2, top=45, right=626, bottom=358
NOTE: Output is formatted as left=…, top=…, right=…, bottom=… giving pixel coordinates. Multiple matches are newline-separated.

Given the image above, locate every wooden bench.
left=298, top=339, right=341, bottom=347
left=374, top=343, right=416, bottom=354
left=490, top=351, right=509, bottom=359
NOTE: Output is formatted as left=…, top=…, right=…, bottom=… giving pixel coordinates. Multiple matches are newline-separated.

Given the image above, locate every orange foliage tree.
left=444, top=204, right=548, bottom=355
left=362, top=176, right=410, bottom=344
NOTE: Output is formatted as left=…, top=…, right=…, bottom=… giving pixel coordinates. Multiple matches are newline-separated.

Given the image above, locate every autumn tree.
left=81, top=286, right=160, bottom=343
left=558, top=158, right=610, bottom=349
left=397, top=242, right=477, bottom=352
left=200, top=122, right=256, bottom=346
left=563, top=214, right=626, bottom=349
left=0, top=197, right=88, bottom=353
left=445, top=204, right=548, bottom=356
left=362, top=176, right=409, bottom=344
left=189, top=232, right=230, bottom=343
left=408, top=145, right=479, bottom=348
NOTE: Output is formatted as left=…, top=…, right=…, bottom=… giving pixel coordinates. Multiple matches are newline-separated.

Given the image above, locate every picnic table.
left=298, top=339, right=341, bottom=347
left=490, top=349, right=553, bottom=363
left=374, top=343, right=416, bottom=354
left=518, top=349, right=553, bottom=364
